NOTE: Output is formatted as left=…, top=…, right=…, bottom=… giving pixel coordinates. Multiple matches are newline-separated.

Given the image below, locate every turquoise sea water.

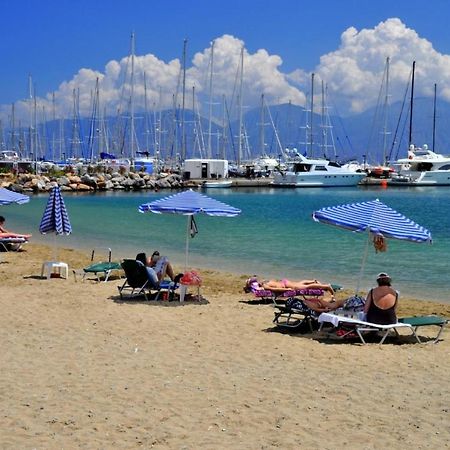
left=4, top=186, right=450, bottom=302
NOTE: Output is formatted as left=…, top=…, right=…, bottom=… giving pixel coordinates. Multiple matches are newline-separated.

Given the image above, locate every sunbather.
left=0, top=216, right=32, bottom=240
left=363, top=272, right=398, bottom=325
left=302, top=296, right=346, bottom=312
left=246, top=276, right=335, bottom=295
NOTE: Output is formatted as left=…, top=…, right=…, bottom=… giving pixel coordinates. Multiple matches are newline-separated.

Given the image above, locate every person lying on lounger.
left=301, top=296, right=346, bottom=312
left=0, top=215, right=32, bottom=240
left=246, top=276, right=335, bottom=295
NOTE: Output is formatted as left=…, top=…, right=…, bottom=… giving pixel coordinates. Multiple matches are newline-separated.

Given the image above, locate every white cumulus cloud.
left=3, top=20, right=450, bottom=128
left=314, top=18, right=450, bottom=114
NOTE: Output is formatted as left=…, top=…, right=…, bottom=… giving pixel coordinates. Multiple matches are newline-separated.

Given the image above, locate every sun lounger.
left=248, top=285, right=325, bottom=305
left=318, top=312, right=420, bottom=344
left=0, top=237, right=28, bottom=252
left=398, top=315, right=448, bottom=343
left=273, top=296, right=324, bottom=332
left=82, top=247, right=122, bottom=282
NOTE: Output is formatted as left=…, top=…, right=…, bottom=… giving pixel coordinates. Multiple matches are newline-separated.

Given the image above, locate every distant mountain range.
left=4, top=96, right=450, bottom=164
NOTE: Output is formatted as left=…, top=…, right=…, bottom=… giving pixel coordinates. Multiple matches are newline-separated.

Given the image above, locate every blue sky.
left=2, top=0, right=450, bottom=121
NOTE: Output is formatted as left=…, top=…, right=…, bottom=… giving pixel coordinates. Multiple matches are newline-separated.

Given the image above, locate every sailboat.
left=390, top=63, right=450, bottom=186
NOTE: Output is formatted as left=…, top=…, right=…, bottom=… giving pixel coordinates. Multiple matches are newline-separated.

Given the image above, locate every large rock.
left=69, top=175, right=82, bottom=184
left=77, top=183, right=93, bottom=191
left=155, top=179, right=172, bottom=189
left=57, top=176, right=70, bottom=186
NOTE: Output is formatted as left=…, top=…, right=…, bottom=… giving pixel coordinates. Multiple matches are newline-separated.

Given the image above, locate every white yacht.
left=272, top=154, right=366, bottom=187
left=390, top=144, right=450, bottom=186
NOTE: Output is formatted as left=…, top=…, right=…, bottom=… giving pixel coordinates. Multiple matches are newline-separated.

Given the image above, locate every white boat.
left=201, top=179, right=232, bottom=188
left=390, top=144, right=450, bottom=186
left=272, top=154, right=366, bottom=187
left=0, top=150, right=20, bottom=161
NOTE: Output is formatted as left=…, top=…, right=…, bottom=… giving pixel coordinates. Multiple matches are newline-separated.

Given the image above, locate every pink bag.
left=180, top=270, right=202, bottom=286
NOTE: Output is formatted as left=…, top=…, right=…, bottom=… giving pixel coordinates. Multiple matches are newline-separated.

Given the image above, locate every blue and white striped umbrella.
left=139, top=189, right=241, bottom=217
left=312, top=199, right=432, bottom=243
left=312, top=199, right=432, bottom=293
left=39, top=186, right=72, bottom=235
left=139, top=189, right=241, bottom=269
left=0, top=187, right=30, bottom=205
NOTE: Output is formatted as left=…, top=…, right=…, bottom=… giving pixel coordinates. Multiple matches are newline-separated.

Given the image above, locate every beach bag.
left=180, top=270, right=202, bottom=286
left=342, top=295, right=366, bottom=311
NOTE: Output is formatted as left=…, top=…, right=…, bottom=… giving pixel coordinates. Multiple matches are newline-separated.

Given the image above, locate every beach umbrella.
left=0, top=187, right=30, bottom=205
left=39, top=186, right=72, bottom=260
left=312, top=198, right=432, bottom=292
left=139, top=189, right=241, bottom=269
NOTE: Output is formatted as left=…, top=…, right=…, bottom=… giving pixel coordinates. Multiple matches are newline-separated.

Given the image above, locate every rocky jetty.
left=0, top=169, right=186, bottom=193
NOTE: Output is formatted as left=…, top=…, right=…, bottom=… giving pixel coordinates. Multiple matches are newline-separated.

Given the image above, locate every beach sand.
left=1, top=244, right=449, bottom=449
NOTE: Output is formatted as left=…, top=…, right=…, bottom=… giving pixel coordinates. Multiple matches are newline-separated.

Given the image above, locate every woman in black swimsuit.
left=364, top=273, right=398, bottom=324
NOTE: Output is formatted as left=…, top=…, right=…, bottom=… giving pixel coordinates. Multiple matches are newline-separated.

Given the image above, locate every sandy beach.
left=1, top=243, right=449, bottom=449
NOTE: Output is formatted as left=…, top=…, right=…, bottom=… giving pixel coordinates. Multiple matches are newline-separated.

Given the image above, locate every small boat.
left=201, top=180, right=233, bottom=188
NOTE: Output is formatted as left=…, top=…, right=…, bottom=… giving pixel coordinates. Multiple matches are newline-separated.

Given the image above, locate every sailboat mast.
left=310, top=73, right=315, bottom=157
left=432, top=83, right=437, bottom=152
left=259, top=93, right=265, bottom=155
left=221, top=94, right=227, bottom=160
left=408, top=61, right=416, bottom=148
left=181, top=38, right=187, bottom=162
left=237, top=46, right=244, bottom=166
left=382, top=57, right=390, bottom=164
left=11, top=103, right=15, bottom=152
left=207, top=40, right=215, bottom=158
left=28, top=74, right=33, bottom=159
left=130, top=32, right=136, bottom=162
left=321, top=81, right=325, bottom=157
left=143, top=72, right=150, bottom=154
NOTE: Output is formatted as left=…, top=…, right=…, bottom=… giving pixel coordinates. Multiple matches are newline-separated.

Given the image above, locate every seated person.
left=0, top=215, right=32, bottom=240
left=245, top=276, right=335, bottom=295
left=136, top=251, right=175, bottom=282
left=363, top=273, right=398, bottom=325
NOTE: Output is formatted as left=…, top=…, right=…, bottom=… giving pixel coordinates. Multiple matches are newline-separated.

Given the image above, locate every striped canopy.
left=39, top=186, right=72, bottom=235
left=312, top=199, right=432, bottom=243
left=139, top=189, right=241, bottom=270
left=0, top=187, right=30, bottom=205
left=139, top=189, right=241, bottom=217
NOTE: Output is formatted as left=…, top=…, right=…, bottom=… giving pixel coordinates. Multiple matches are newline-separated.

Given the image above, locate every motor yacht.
left=272, top=154, right=366, bottom=187
left=390, top=144, right=450, bottom=186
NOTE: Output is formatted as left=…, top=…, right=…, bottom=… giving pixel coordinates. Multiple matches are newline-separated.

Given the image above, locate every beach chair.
left=118, top=259, right=178, bottom=301
left=0, top=237, right=28, bottom=252
left=82, top=247, right=122, bottom=282
left=398, top=315, right=448, bottom=343
left=273, top=295, right=324, bottom=332
left=317, top=312, right=421, bottom=344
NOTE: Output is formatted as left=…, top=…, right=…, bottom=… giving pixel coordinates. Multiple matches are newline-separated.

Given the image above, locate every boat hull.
left=201, top=180, right=233, bottom=188
left=272, top=172, right=366, bottom=187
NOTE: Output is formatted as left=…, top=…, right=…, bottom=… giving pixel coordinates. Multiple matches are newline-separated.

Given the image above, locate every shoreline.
left=5, top=242, right=450, bottom=317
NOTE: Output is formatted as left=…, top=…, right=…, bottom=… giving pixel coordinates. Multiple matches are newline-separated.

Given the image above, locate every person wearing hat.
left=363, top=273, right=398, bottom=324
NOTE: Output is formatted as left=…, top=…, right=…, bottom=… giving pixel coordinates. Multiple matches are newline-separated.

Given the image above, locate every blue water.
left=4, top=186, right=450, bottom=302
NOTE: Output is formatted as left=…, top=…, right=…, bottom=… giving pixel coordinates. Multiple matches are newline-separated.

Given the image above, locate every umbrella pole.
left=52, top=232, right=58, bottom=262
left=355, top=231, right=371, bottom=294
left=185, top=216, right=190, bottom=271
